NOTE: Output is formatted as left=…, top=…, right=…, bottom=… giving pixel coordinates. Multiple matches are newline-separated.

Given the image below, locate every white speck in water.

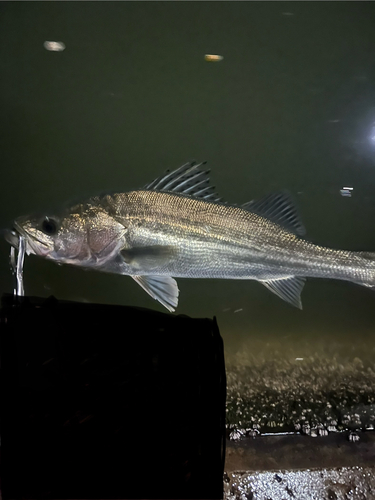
left=204, top=54, right=223, bottom=62
left=234, top=308, right=243, bottom=313
left=44, top=41, right=66, bottom=52
left=340, top=187, right=353, bottom=197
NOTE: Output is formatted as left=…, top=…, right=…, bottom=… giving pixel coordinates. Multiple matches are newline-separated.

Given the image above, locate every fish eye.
left=41, top=217, right=58, bottom=235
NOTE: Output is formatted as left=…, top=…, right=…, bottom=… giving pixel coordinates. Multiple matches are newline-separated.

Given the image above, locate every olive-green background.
left=1, top=2, right=374, bottom=364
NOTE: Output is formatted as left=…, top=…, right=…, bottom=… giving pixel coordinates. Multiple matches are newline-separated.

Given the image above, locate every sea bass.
left=8, top=162, right=375, bottom=311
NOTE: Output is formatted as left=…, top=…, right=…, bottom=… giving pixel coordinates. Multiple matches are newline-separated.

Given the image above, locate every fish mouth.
left=9, top=220, right=51, bottom=257
left=13, top=220, right=27, bottom=240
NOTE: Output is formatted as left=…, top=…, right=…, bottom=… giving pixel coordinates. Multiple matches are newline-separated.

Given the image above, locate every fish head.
left=13, top=210, right=87, bottom=261
left=12, top=202, right=126, bottom=266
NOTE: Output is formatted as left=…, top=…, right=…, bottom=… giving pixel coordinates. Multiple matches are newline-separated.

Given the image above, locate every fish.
left=6, top=161, right=375, bottom=312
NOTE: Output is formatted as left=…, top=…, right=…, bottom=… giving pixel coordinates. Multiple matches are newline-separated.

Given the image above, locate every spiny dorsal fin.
left=144, top=161, right=222, bottom=202
left=243, top=191, right=306, bottom=236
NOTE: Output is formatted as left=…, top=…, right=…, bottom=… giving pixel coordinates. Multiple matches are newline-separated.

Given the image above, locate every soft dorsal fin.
left=144, top=161, right=222, bottom=202
left=242, top=191, right=306, bottom=236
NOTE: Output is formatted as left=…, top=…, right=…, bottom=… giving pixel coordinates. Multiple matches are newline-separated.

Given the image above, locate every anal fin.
left=260, top=276, right=305, bottom=309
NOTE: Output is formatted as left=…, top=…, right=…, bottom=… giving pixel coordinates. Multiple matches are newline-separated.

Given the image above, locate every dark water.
left=1, top=2, right=375, bottom=436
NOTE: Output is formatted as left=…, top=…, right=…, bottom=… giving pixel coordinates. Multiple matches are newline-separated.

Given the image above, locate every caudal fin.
left=356, top=251, right=375, bottom=288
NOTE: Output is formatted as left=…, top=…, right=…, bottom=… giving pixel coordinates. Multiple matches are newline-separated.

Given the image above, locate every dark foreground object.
left=1, top=294, right=226, bottom=499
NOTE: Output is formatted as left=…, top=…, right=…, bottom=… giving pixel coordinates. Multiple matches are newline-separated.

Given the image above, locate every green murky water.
left=1, top=2, right=375, bottom=437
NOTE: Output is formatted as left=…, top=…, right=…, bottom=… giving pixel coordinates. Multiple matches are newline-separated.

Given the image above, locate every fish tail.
left=356, top=251, right=375, bottom=288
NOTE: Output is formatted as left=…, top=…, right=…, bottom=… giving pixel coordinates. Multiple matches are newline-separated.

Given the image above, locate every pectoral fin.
left=132, top=275, right=179, bottom=312
left=260, top=276, right=305, bottom=309
left=121, top=245, right=176, bottom=271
